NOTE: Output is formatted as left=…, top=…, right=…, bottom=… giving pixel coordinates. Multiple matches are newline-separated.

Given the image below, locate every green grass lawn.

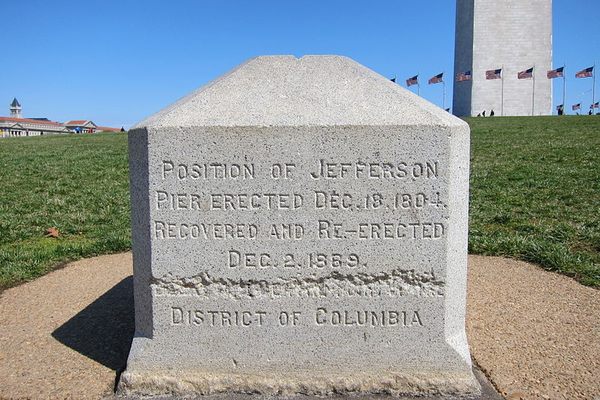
left=469, top=116, right=599, bottom=287
left=0, top=133, right=131, bottom=289
left=0, top=118, right=598, bottom=289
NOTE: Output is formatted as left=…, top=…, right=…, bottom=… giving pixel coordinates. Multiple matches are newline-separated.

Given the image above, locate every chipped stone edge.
left=150, top=268, right=446, bottom=299
left=118, top=369, right=481, bottom=397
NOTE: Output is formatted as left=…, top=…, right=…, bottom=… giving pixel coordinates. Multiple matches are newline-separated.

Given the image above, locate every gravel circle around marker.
left=0, top=253, right=598, bottom=399
left=467, top=255, right=599, bottom=400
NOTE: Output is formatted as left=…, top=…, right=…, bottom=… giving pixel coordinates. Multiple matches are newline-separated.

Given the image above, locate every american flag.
left=556, top=104, right=564, bottom=111
left=406, top=75, right=419, bottom=87
left=592, top=102, right=600, bottom=109
left=575, top=66, right=594, bottom=78
left=572, top=103, right=581, bottom=111
left=518, top=67, right=534, bottom=79
left=547, top=66, right=564, bottom=79
left=428, top=73, right=444, bottom=85
left=456, top=70, right=471, bottom=82
left=486, top=68, right=502, bottom=80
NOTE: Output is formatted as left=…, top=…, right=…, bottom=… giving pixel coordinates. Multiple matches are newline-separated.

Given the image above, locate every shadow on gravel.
left=51, top=276, right=134, bottom=372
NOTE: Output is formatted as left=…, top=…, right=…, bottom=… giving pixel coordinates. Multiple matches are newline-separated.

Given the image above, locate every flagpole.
left=532, top=65, right=536, bottom=116
left=562, top=64, right=566, bottom=114
left=443, top=79, right=446, bottom=110
left=501, top=65, right=505, bottom=116
left=593, top=63, right=596, bottom=113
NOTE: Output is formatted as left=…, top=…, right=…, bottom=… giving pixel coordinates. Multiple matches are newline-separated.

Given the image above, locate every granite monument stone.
left=119, top=55, right=479, bottom=397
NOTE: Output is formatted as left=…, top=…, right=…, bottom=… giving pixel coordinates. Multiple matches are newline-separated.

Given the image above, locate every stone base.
left=117, top=367, right=496, bottom=399
left=118, top=368, right=481, bottom=398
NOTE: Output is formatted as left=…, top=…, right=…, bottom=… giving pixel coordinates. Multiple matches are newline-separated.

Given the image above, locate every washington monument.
left=453, top=0, right=553, bottom=116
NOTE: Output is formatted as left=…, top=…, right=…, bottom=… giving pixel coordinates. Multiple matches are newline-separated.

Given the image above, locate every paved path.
left=0, top=253, right=598, bottom=399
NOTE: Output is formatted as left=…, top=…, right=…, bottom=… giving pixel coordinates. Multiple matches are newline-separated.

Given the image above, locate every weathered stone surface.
left=119, top=368, right=498, bottom=400
left=120, top=55, right=479, bottom=397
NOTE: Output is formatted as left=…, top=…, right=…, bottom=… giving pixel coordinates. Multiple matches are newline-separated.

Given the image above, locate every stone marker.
left=119, top=55, right=480, bottom=397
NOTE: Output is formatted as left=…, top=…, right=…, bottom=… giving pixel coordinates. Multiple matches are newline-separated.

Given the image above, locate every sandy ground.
left=467, top=256, right=599, bottom=400
left=0, top=253, right=598, bottom=400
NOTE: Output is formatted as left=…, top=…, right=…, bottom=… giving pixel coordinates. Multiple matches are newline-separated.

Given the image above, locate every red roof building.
left=1, top=98, right=122, bottom=138
left=1, top=99, right=71, bottom=137
left=64, top=120, right=97, bottom=133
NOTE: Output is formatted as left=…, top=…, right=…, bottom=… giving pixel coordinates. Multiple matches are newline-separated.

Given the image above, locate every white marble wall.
left=454, top=0, right=553, bottom=116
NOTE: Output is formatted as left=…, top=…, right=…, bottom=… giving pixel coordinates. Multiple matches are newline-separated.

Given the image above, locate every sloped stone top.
left=136, top=55, right=465, bottom=128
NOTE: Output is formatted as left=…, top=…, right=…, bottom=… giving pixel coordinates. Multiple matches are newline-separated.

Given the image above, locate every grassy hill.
left=469, top=116, right=599, bottom=286
left=0, top=133, right=130, bottom=288
left=0, top=117, right=598, bottom=289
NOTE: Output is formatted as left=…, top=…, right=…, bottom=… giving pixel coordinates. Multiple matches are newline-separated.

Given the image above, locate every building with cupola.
left=0, top=98, right=121, bottom=138
left=1, top=98, right=71, bottom=137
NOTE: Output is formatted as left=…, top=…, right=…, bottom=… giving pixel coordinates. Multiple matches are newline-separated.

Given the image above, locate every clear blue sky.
left=1, top=0, right=598, bottom=127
